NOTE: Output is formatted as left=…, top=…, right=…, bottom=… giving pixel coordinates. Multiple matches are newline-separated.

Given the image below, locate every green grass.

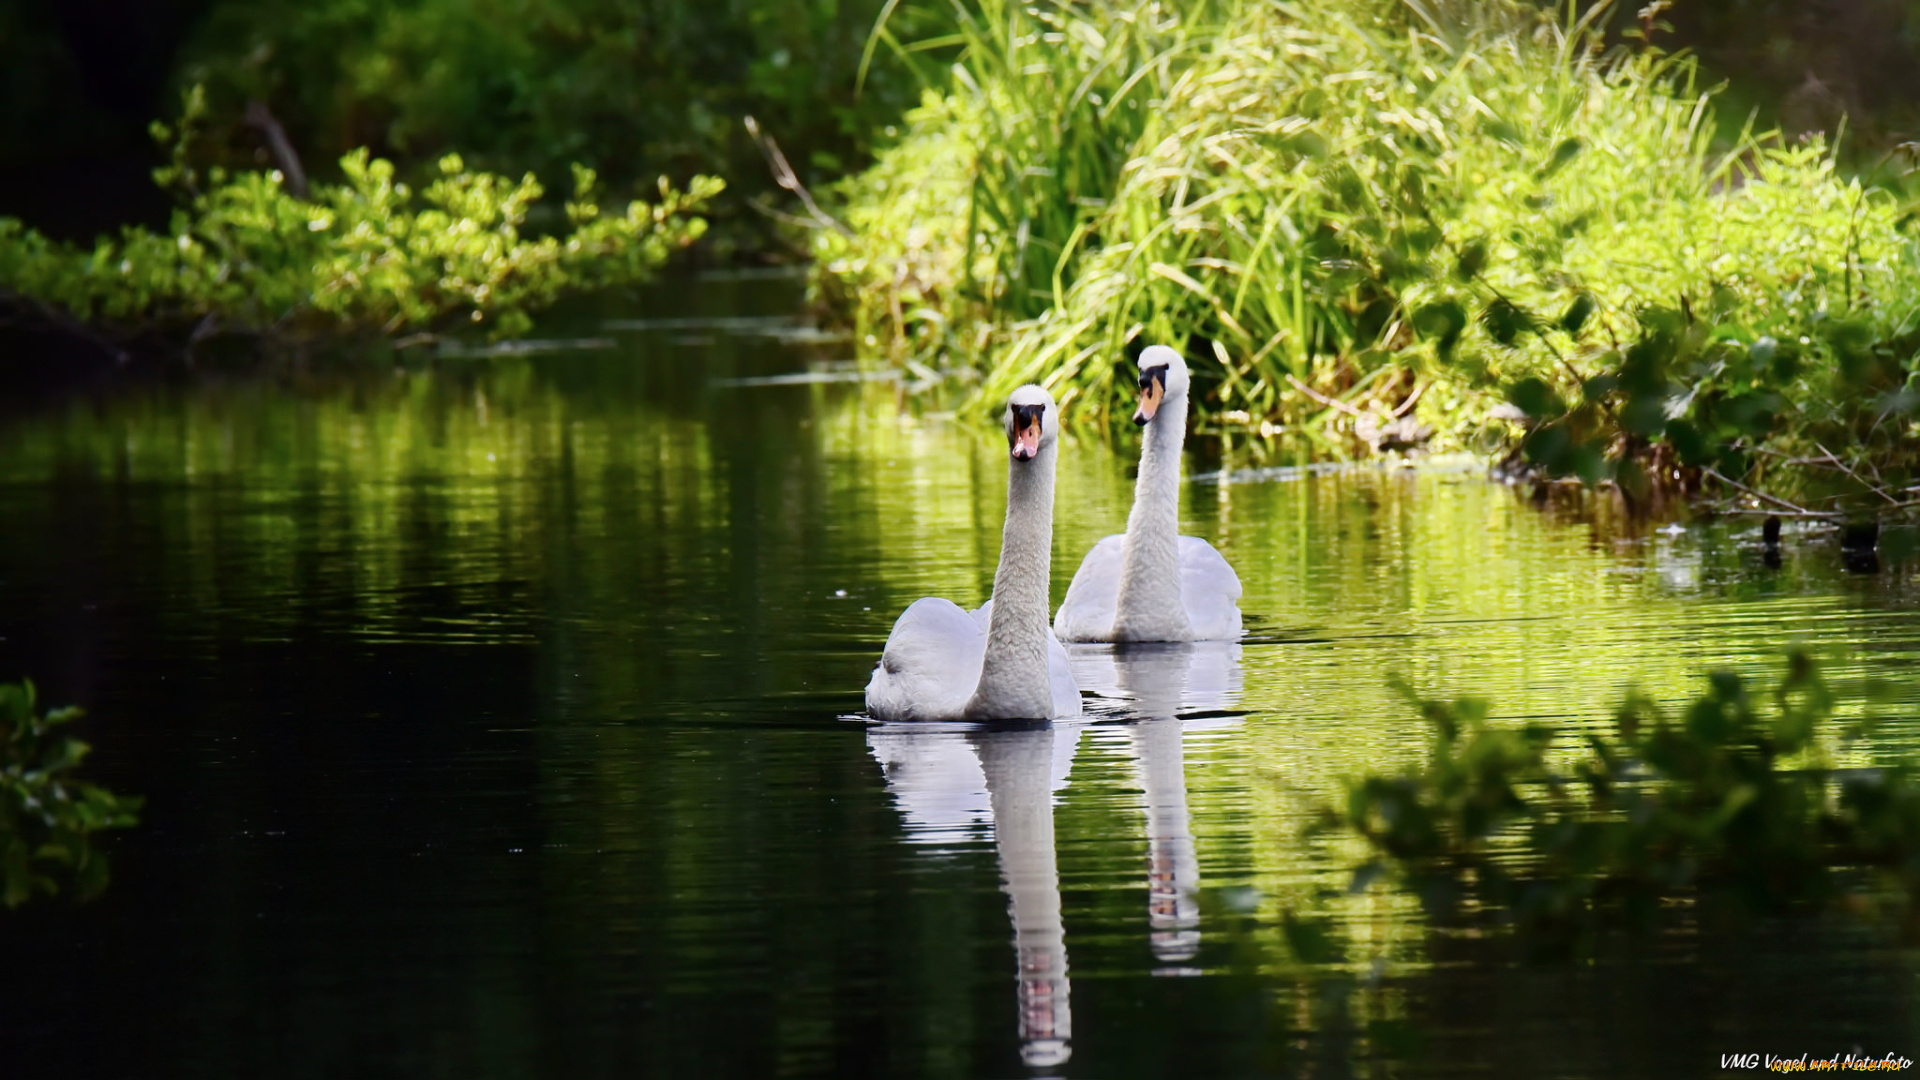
left=813, top=0, right=1920, bottom=506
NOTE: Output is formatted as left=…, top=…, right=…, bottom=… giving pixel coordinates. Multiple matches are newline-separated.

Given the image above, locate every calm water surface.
left=3, top=275, right=1920, bottom=1078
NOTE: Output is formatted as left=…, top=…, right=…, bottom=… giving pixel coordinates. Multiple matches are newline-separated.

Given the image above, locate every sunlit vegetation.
left=0, top=680, right=142, bottom=908
left=1346, top=652, right=1920, bottom=950
left=0, top=89, right=721, bottom=347
left=813, top=0, right=1920, bottom=514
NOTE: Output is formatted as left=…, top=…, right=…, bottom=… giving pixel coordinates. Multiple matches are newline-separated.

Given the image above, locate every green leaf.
left=1559, top=292, right=1596, bottom=335
left=1482, top=298, right=1532, bottom=346
left=1455, top=240, right=1487, bottom=281
left=1537, top=137, right=1583, bottom=178
left=1508, top=376, right=1563, bottom=419
left=1481, top=117, right=1524, bottom=145
left=1411, top=300, right=1467, bottom=358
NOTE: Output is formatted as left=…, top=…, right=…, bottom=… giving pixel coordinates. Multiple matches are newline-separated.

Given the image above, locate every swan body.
left=867, top=386, right=1082, bottom=721
left=1055, top=346, right=1242, bottom=643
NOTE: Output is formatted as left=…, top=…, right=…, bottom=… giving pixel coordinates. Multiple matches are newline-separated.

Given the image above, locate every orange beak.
left=1133, top=367, right=1167, bottom=426
left=1009, top=404, right=1045, bottom=460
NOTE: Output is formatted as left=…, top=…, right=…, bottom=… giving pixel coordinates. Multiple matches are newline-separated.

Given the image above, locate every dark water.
left=3, top=274, right=1920, bottom=1078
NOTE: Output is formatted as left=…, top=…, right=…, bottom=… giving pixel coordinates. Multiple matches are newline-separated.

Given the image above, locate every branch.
left=743, top=115, right=854, bottom=239
left=1286, top=373, right=1366, bottom=418
left=0, top=289, right=131, bottom=366
left=1813, top=441, right=1901, bottom=506
left=244, top=101, right=309, bottom=199
left=1703, top=466, right=1838, bottom=519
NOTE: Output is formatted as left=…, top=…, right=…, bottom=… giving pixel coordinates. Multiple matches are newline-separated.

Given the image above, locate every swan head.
left=1004, top=384, right=1058, bottom=462
left=1133, top=345, right=1188, bottom=426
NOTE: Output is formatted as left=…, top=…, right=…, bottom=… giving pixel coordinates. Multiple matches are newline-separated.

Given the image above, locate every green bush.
left=0, top=680, right=142, bottom=908
left=1348, top=652, right=1920, bottom=945
left=814, top=0, right=1920, bottom=492
left=0, top=89, right=723, bottom=343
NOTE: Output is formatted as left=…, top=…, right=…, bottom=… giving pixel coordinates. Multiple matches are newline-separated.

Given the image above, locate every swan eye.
left=1138, top=366, right=1167, bottom=391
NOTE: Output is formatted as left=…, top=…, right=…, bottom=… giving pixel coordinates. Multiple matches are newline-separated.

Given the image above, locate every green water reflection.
left=1, top=281, right=1919, bottom=1076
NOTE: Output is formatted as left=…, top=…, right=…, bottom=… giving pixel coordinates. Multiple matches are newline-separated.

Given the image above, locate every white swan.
left=866, top=385, right=1081, bottom=721
left=1054, top=346, right=1242, bottom=642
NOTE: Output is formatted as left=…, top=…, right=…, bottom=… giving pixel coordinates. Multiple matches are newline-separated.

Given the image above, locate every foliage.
left=167, top=0, right=928, bottom=242
left=1347, top=652, right=1920, bottom=946
left=0, top=89, right=723, bottom=343
left=1502, top=289, right=1920, bottom=522
left=812, top=0, right=1920, bottom=503
left=0, top=680, right=142, bottom=908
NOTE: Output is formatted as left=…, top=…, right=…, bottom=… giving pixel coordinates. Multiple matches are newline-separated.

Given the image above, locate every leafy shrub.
left=0, top=680, right=142, bottom=908
left=1348, top=652, right=1920, bottom=945
left=0, top=89, right=723, bottom=343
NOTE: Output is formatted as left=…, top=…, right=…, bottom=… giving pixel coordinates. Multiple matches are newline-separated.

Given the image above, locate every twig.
left=743, top=115, right=854, bottom=239
left=1286, top=373, right=1366, bottom=417
left=0, top=288, right=131, bottom=365
left=1390, top=378, right=1427, bottom=418
left=1704, top=466, right=1841, bottom=518
left=244, top=101, right=309, bottom=198
left=1813, top=441, right=1900, bottom=505
left=1711, top=506, right=1844, bottom=520
left=743, top=194, right=832, bottom=232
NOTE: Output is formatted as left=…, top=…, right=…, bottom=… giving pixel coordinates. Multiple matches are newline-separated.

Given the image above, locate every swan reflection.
left=868, top=720, right=1083, bottom=1069
left=1077, top=641, right=1243, bottom=972
left=866, top=644, right=1239, bottom=1065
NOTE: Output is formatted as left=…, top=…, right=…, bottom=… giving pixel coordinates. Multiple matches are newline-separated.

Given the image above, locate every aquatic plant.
left=1347, top=652, right=1920, bottom=945
left=0, top=88, right=723, bottom=348
left=0, top=680, right=143, bottom=908
left=814, top=0, right=1920, bottom=505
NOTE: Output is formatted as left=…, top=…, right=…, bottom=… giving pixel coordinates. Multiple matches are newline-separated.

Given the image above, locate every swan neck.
left=971, top=441, right=1058, bottom=717
left=1114, top=388, right=1190, bottom=639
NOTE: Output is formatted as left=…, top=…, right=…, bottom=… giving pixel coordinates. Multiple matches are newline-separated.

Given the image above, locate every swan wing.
left=1178, top=536, right=1243, bottom=641
left=1053, top=534, right=1125, bottom=642
left=866, top=597, right=988, bottom=721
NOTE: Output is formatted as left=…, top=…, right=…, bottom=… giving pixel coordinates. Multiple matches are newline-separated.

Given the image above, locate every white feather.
left=1055, top=534, right=1242, bottom=642
left=865, top=598, right=985, bottom=722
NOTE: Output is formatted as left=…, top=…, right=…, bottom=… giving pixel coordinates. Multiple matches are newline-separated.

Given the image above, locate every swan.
left=865, top=385, right=1081, bottom=721
left=1054, top=346, right=1242, bottom=642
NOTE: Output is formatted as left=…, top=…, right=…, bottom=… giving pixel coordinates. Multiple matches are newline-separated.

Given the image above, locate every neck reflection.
left=868, top=720, right=1083, bottom=1072
left=1073, top=640, right=1243, bottom=973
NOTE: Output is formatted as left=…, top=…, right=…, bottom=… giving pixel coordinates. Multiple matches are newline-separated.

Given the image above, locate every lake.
left=2, top=272, right=1918, bottom=1077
